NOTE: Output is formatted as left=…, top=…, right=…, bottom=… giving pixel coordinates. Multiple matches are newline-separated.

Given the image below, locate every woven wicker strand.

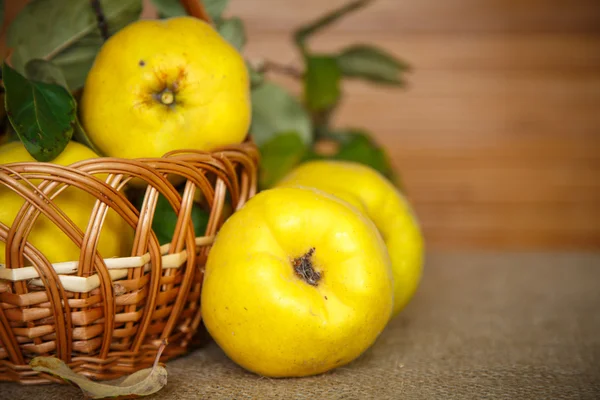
left=0, top=142, right=259, bottom=384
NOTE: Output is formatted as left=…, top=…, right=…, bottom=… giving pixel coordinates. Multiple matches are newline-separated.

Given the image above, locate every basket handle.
left=179, top=0, right=214, bottom=25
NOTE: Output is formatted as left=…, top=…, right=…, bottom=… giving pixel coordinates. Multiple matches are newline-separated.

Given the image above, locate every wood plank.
left=244, top=34, right=600, bottom=71
left=423, top=228, right=600, bottom=249
left=403, top=165, right=600, bottom=204
left=415, top=203, right=600, bottom=239
left=230, top=0, right=600, bottom=34
left=325, top=70, right=600, bottom=149
left=245, top=30, right=600, bottom=249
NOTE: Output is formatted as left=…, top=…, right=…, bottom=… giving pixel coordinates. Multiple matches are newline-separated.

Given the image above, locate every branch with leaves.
left=0, top=0, right=410, bottom=188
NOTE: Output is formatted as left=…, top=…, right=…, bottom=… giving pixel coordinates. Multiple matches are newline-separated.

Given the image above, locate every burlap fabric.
left=3, top=252, right=599, bottom=399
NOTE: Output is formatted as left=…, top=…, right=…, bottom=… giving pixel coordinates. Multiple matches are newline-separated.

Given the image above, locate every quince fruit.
left=201, top=186, right=393, bottom=377
left=80, top=16, right=250, bottom=159
left=278, top=160, right=424, bottom=317
left=0, top=141, right=133, bottom=264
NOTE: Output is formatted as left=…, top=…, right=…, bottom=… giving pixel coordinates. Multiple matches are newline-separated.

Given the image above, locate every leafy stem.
left=294, top=0, right=373, bottom=54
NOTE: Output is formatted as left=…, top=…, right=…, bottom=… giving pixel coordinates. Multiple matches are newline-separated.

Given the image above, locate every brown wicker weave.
left=0, top=142, right=259, bottom=384
left=0, top=1, right=260, bottom=383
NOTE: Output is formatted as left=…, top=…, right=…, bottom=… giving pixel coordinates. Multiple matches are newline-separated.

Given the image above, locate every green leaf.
left=7, top=0, right=142, bottom=90
left=3, top=63, right=75, bottom=162
left=24, top=59, right=104, bottom=155
left=138, top=193, right=210, bottom=246
left=337, top=44, right=409, bottom=85
left=217, top=17, right=246, bottom=51
left=294, top=0, right=371, bottom=52
left=150, top=0, right=186, bottom=18
left=259, top=132, right=307, bottom=189
left=25, top=59, right=70, bottom=89
left=50, top=41, right=104, bottom=91
left=304, top=55, right=341, bottom=112
left=327, top=129, right=400, bottom=185
left=250, top=82, right=313, bottom=146
left=246, top=61, right=264, bottom=88
left=204, top=0, right=230, bottom=22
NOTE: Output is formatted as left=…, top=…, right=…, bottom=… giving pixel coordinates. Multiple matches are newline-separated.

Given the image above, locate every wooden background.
left=3, top=0, right=600, bottom=250
left=226, top=0, right=600, bottom=250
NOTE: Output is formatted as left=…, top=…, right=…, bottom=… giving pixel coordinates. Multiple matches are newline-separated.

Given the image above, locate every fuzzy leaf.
left=337, top=44, right=409, bottom=85
left=151, top=0, right=186, bottom=18
left=3, top=63, right=75, bottom=162
left=218, top=17, right=246, bottom=51
left=30, top=341, right=168, bottom=399
left=24, top=59, right=103, bottom=155
left=250, top=82, right=313, bottom=146
left=204, top=0, right=230, bottom=22
left=294, top=0, right=371, bottom=52
left=259, top=132, right=307, bottom=189
left=7, top=0, right=142, bottom=90
left=304, top=55, right=341, bottom=112
left=25, top=59, right=70, bottom=89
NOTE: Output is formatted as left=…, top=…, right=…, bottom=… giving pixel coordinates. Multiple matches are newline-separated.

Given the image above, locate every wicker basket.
left=0, top=142, right=258, bottom=384
left=0, top=0, right=260, bottom=385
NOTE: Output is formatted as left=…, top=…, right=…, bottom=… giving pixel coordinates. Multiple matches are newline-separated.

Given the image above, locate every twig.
left=256, top=60, right=304, bottom=80
left=90, top=0, right=109, bottom=41
left=153, top=339, right=169, bottom=369
left=294, top=0, right=373, bottom=51
left=179, top=0, right=213, bottom=25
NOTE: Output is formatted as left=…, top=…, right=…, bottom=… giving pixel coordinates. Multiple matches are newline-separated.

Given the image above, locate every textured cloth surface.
left=2, top=252, right=600, bottom=399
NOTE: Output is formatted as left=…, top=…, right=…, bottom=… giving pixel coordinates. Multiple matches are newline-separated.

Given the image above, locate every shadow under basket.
left=0, top=142, right=259, bottom=384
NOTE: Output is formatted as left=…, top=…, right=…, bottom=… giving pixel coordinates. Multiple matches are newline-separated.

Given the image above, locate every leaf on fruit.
left=30, top=340, right=168, bottom=399
left=7, top=0, right=142, bottom=90
left=136, top=192, right=210, bottom=245
left=3, top=63, right=76, bottom=162
left=337, top=45, right=410, bottom=86
left=24, top=59, right=103, bottom=155
left=304, top=55, right=341, bottom=113
left=250, top=82, right=313, bottom=146
left=259, top=132, right=307, bottom=189
left=217, top=17, right=246, bottom=51
left=294, top=0, right=372, bottom=52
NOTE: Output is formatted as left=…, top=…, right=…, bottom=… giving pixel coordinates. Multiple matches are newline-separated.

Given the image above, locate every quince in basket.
left=0, top=141, right=133, bottom=264
left=80, top=16, right=250, bottom=159
left=201, top=186, right=394, bottom=378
